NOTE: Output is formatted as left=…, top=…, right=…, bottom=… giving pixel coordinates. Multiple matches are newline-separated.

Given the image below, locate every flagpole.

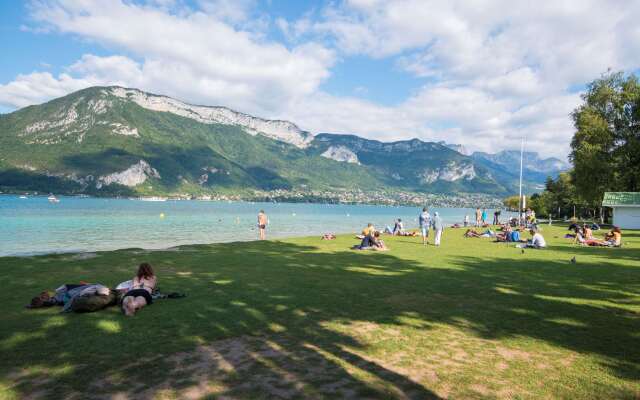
left=518, top=137, right=524, bottom=225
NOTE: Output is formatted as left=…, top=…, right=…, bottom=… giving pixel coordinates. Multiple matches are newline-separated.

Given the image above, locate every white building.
left=602, top=192, right=640, bottom=229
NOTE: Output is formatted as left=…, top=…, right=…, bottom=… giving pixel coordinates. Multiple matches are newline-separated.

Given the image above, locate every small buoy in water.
left=160, top=213, right=165, bottom=218
left=292, top=213, right=296, bottom=216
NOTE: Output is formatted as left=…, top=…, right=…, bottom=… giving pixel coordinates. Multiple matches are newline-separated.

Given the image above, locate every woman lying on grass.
left=122, top=263, right=157, bottom=316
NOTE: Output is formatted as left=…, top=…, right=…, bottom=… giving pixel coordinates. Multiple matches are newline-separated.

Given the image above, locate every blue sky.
left=1, top=0, right=639, bottom=157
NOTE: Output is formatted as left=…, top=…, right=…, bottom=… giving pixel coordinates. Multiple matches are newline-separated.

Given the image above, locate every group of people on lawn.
left=355, top=208, right=445, bottom=250
left=355, top=206, right=623, bottom=252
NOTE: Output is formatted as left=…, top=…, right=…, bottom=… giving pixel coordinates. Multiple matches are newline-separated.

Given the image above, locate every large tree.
left=570, top=72, right=640, bottom=206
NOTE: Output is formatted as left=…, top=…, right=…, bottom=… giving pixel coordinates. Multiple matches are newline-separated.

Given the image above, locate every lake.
left=0, top=195, right=512, bottom=256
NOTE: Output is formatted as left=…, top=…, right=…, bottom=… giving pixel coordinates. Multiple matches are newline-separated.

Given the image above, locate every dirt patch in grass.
left=8, top=333, right=436, bottom=399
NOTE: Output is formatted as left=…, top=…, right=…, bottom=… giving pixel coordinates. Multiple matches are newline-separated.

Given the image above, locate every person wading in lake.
left=258, top=210, right=268, bottom=240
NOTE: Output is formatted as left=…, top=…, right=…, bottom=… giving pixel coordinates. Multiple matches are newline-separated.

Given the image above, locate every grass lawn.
left=1, top=224, right=639, bottom=399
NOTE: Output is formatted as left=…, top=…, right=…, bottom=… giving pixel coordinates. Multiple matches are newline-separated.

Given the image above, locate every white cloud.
left=280, top=0, right=640, bottom=157
left=1, top=0, right=640, bottom=159
left=6, top=0, right=335, bottom=116
left=0, top=71, right=97, bottom=109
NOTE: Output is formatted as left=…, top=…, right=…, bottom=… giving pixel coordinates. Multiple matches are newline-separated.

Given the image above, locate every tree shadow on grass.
left=1, top=239, right=639, bottom=398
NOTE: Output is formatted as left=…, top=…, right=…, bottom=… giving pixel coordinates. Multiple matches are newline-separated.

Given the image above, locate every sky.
left=1, top=1, right=639, bottom=159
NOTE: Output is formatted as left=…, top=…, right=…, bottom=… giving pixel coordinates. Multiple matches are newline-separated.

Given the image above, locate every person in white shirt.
left=527, top=229, right=547, bottom=248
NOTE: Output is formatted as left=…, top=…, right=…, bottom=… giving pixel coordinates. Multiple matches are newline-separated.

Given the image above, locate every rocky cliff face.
left=109, top=87, right=313, bottom=148
left=321, top=145, right=360, bottom=164
left=419, top=163, right=476, bottom=184
left=97, top=160, right=160, bottom=188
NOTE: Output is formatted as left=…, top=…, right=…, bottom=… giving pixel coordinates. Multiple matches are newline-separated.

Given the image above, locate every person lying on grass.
left=122, top=263, right=157, bottom=317
left=464, top=229, right=482, bottom=238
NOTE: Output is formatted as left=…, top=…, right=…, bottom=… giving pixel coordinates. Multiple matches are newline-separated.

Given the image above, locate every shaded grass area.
left=0, top=225, right=639, bottom=399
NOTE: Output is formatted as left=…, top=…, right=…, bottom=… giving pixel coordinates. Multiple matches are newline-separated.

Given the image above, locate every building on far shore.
left=602, top=192, right=640, bottom=229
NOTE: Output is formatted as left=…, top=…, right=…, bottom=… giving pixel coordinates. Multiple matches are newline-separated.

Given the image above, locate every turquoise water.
left=0, top=195, right=511, bottom=256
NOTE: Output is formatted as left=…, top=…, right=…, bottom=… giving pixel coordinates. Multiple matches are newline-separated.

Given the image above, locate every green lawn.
left=1, top=225, right=639, bottom=399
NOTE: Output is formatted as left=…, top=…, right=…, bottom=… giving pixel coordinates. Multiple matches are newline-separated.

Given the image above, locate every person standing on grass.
left=493, top=209, right=501, bottom=225
left=419, top=207, right=431, bottom=245
left=481, top=209, right=488, bottom=225
left=258, top=209, right=268, bottom=240
left=432, top=212, right=444, bottom=246
left=475, top=208, right=482, bottom=227
left=464, top=214, right=470, bottom=227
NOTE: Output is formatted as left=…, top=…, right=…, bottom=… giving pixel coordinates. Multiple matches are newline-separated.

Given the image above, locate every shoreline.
left=0, top=190, right=505, bottom=209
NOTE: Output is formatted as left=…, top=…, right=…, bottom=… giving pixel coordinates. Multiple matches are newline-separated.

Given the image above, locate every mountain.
left=309, top=134, right=506, bottom=194
left=0, top=86, right=555, bottom=198
left=471, top=150, right=569, bottom=185
left=438, top=141, right=470, bottom=156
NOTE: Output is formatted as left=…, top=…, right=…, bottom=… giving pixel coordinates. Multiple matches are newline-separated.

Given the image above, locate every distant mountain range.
left=0, top=86, right=568, bottom=198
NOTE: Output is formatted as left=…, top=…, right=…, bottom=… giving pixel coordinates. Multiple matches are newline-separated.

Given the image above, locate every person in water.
left=258, top=210, right=268, bottom=240
left=122, top=263, right=157, bottom=316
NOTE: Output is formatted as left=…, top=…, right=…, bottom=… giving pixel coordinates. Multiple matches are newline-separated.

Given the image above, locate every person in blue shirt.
left=418, top=208, right=431, bottom=245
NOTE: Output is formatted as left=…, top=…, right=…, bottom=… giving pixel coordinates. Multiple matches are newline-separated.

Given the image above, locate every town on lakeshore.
left=0, top=1, right=638, bottom=399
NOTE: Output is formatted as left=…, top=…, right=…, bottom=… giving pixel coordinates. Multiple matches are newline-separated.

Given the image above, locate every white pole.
left=518, top=137, right=524, bottom=225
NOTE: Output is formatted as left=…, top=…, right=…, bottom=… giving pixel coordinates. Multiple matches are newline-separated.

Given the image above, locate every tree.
left=570, top=71, right=640, bottom=207
left=503, top=195, right=520, bottom=210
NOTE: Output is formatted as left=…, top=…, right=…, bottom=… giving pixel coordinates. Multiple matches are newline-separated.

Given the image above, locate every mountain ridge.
left=0, top=86, right=567, bottom=199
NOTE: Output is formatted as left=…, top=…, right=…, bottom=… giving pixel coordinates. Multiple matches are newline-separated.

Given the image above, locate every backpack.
left=70, top=291, right=118, bottom=313
left=510, top=231, right=520, bottom=242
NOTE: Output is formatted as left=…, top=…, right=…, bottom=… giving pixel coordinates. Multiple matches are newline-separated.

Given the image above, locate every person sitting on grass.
left=370, top=231, right=389, bottom=251
left=524, top=229, right=546, bottom=249
left=604, top=226, right=622, bottom=247
left=583, top=224, right=594, bottom=240
left=122, top=263, right=157, bottom=317
left=392, top=219, right=404, bottom=235
left=359, top=223, right=375, bottom=238
left=495, top=225, right=513, bottom=242
left=575, top=228, right=609, bottom=247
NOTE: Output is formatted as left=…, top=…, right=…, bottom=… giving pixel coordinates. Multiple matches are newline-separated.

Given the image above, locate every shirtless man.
left=258, top=210, right=268, bottom=240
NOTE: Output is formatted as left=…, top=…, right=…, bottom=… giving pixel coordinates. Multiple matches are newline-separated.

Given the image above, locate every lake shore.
left=1, top=195, right=518, bottom=257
